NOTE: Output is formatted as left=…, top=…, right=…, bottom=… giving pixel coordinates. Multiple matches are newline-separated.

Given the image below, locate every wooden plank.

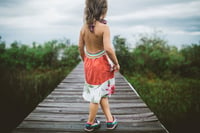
left=23, top=113, right=157, bottom=123
left=50, top=91, right=136, bottom=95
left=32, top=107, right=152, bottom=115
left=14, top=121, right=165, bottom=133
left=42, top=99, right=143, bottom=104
left=12, top=62, right=168, bottom=133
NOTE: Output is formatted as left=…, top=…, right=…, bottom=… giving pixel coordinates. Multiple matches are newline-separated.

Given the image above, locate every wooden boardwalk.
left=13, top=62, right=168, bottom=133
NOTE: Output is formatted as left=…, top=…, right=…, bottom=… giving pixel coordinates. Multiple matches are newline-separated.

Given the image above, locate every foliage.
left=0, top=40, right=80, bottom=132
left=113, top=35, right=200, bottom=133
left=0, top=40, right=80, bottom=70
left=62, top=45, right=80, bottom=67
left=113, top=35, right=134, bottom=74
left=180, top=44, right=200, bottom=78
left=127, top=75, right=200, bottom=132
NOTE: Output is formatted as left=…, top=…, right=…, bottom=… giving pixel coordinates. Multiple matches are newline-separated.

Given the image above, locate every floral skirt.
left=82, top=50, right=115, bottom=103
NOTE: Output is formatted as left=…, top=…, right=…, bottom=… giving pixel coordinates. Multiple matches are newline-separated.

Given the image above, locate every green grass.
left=0, top=65, right=78, bottom=132
left=126, top=73, right=200, bottom=133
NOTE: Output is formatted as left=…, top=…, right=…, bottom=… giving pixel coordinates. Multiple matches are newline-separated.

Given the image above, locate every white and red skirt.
left=83, top=50, right=115, bottom=103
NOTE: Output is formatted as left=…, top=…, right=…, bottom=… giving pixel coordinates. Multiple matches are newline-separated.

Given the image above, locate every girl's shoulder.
left=96, top=21, right=109, bottom=28
left=80, top=22, right=109, bottom=36
left=80, top=24, right=87, bottom=35
left=96, top=21, right=110, bottom=33
left=81, top=24, right=87, bottom=31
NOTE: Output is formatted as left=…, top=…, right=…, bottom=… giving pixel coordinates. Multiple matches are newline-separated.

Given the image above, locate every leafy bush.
left=62, top=45, right=80, bottom=67
left=0, top=40, right=80, bottom=132
left=127, top=74, right=200, bottom=133
left=180, top=43, right=200, bottom=78
left=113, top=35, right=200, bottom=132
left=113, top=35, right=134, bottom=74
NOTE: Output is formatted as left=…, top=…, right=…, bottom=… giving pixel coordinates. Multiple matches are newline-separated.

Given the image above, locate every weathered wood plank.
left=50, top=91, right=137, bottom=95
left=12, top=62, right=168, bottom=133
left=42, top=99, right=143, bottom=104
left=32, top=107, right=152, bottom=115
left=37, top=102, right=148, bottom=108
left=14, top=121, right=165, bottom=133
left=24, top=113, right=157, bottom=123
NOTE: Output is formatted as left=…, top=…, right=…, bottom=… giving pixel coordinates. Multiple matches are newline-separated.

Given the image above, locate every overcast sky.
left=0, top=0, right=200, bottom=48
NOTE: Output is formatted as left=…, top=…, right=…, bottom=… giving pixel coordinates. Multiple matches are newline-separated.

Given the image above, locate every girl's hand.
left=113, top=64, right=120, bottom=72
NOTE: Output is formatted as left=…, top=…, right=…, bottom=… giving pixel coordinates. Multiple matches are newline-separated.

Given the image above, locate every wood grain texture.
left=12, top=62, right=168, bottom=133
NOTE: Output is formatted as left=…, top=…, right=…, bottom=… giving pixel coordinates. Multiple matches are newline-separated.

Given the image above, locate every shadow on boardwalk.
left=12, top=62, right=168, bottom=133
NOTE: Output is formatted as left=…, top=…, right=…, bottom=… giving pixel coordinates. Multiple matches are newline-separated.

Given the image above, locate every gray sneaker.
left=84, top=118, right=101, bottom=132
left=106, top=116, right=118, bottom=130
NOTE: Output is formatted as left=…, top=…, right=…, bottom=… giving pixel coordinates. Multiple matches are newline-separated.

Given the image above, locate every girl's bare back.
left=81, top=21, right=107, bottom=53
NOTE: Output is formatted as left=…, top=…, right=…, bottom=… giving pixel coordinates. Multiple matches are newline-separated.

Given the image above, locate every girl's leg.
left=87, top=102, right=99, bottom=123
left=100, top=97, right=113, bottom=121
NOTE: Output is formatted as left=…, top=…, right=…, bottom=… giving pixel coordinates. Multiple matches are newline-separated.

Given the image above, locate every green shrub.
left=0, top=40, right=80, bottom=132
left=127, top=74, right=200, bottom=132
left=113, top=34, right=200, bottom=132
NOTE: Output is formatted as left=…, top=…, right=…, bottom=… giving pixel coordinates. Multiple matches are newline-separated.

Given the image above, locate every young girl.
left=78, top=0, right=120, bottom=132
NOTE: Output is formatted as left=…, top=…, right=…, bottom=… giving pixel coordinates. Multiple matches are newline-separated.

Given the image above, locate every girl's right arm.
left=78, top=27, right=85, bottom=61
left=103, top=25, right=120, bottom=71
